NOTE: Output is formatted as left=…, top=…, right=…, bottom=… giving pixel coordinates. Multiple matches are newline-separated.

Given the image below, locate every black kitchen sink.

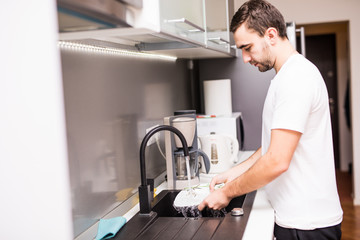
left=113, top=190, right=256, bottom=240
left=151, top=190, right=246, bottom=218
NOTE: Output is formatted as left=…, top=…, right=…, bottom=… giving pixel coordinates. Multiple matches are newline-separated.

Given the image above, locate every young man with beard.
left=198, top=0, right=343, bottom=239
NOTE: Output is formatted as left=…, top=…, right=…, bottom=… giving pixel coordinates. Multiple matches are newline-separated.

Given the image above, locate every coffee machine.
left=164, top=110, right=210, bottom=190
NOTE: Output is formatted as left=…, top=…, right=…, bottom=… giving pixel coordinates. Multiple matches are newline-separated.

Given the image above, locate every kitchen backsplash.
left=60, top=49, right=192, bottom=237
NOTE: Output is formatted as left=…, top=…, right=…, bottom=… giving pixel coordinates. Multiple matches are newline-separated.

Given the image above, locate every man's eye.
left=245, top=47, right=251, bottom=51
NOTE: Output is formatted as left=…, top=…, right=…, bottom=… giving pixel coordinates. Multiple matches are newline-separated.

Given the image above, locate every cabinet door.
left=205, top=0, right=230, bottom=53
left=159, top=0, right=206, bottom=46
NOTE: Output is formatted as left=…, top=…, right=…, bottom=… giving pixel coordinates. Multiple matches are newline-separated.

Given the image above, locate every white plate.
left=173, top=183, right=224, bottom=207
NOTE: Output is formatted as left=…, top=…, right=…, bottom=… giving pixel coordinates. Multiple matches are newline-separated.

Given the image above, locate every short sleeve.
left=271, top=73, right=316, bottom=133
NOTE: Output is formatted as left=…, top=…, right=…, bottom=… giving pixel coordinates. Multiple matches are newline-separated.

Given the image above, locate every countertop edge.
left=242, top=187, right=274, bottom=240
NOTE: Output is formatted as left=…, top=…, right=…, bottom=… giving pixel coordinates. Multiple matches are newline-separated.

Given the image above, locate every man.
left=198, top=0, right=343, bottom=239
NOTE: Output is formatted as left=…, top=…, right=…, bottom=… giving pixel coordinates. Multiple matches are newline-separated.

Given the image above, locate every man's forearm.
left=230, top=147, right=262, bottom=178
left=199, top=130, right=301, bottom=211
left=223, top=152, right=280, bottom=198
left=222, top=129, right=301, bottom=198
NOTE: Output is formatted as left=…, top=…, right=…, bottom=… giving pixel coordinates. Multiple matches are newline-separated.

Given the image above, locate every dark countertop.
left=113, top=191, right=256, bottom=240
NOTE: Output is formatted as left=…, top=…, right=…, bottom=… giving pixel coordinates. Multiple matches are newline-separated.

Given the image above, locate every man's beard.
left=252, top=43, right=274, bottom=72
left=257, top=60, right=273, bottom=72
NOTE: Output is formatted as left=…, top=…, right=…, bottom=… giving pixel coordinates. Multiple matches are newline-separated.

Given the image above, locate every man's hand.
left=198, top=168, right=236, bottom=211
left=198, top=188, right=231, bottom=211
left=209, top=173, right=229, bottom=192
left=198, top=148, right=262, bottom=212
left=209, top=167, right=240, bottom=191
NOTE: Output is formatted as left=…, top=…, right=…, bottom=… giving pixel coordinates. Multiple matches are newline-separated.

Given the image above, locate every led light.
left=57, top=41, right=177, bottom=61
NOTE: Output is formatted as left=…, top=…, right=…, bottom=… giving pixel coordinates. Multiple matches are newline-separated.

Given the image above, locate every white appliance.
left=197, top=112, right=244, bottom=151
left=198, top=133, right=239, bottom=174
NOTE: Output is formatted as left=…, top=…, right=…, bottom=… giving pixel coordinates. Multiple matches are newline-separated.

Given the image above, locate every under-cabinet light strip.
left=58, top=41, right=177, bottom=61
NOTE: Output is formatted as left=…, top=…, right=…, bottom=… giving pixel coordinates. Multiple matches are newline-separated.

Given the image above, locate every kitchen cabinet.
left=205, top=0, right=236, bottom=55
left=58, top=0, right=236, bottom=59
left=160, top=0, right=206, bottom=46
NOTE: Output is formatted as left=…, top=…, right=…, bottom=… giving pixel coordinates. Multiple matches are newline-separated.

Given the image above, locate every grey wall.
left=60, top=49, right=191, bottom=237
left=198, top=55, right=275, bottom=150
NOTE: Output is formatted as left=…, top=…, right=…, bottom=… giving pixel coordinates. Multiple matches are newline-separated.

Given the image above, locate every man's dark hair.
left=230, top=0, right=287, bottom=39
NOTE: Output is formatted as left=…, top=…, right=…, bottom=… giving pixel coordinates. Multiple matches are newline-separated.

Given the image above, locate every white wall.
left=235, top=0, right=360, bottom=205
left=0, top=1, right=73, bottom=239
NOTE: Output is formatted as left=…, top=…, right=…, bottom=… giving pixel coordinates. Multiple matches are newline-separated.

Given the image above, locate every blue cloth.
left=95, top=216, right=127, bottom=240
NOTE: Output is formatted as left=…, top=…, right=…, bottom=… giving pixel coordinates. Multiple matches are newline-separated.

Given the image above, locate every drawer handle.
left=207, top=37, right=230, bottom=45
left=165, top=18, right=205, bottom=33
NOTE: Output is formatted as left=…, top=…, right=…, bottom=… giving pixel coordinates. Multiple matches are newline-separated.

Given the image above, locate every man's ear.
left=265, top=27, right=278, bottom=45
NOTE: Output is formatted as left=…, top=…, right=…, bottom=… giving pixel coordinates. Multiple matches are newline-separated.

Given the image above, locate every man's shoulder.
left=280, top=54, right=322, bottom=81
left=287, top=54, right=316, bottom=70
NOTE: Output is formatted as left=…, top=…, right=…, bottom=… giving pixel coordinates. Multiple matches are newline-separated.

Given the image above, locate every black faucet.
left=138, top=125, right=190, bottom=214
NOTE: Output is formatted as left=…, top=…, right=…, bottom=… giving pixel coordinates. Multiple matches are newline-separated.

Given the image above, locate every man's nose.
left=242, top=51, right=251, bottom=63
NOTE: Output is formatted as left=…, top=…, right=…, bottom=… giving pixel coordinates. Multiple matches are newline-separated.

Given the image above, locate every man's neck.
left=273, top=40, right=298, bottom=73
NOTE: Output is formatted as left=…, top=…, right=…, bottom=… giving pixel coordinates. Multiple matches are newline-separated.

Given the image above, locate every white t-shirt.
left=262, top=54, right=343, bottom=230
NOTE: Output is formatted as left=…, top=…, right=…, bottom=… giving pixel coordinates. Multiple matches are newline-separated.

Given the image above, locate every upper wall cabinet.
left=58, top=0, right=236, bottom=59
left=159, top=0, right=206, bottom=46
left=205, top=0, right=235, bottom=55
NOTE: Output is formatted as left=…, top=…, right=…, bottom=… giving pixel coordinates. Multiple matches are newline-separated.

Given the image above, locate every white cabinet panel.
left=160, top=0, right=206, bottom=46
left=205, top=0, right=230, bottom=52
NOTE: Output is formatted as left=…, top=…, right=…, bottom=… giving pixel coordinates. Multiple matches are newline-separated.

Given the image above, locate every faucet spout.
left=138, top=125, right=189, bottom=214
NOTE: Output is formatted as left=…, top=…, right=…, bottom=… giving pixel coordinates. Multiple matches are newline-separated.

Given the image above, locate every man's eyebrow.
left=238, top=43, right=251, bottom=49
